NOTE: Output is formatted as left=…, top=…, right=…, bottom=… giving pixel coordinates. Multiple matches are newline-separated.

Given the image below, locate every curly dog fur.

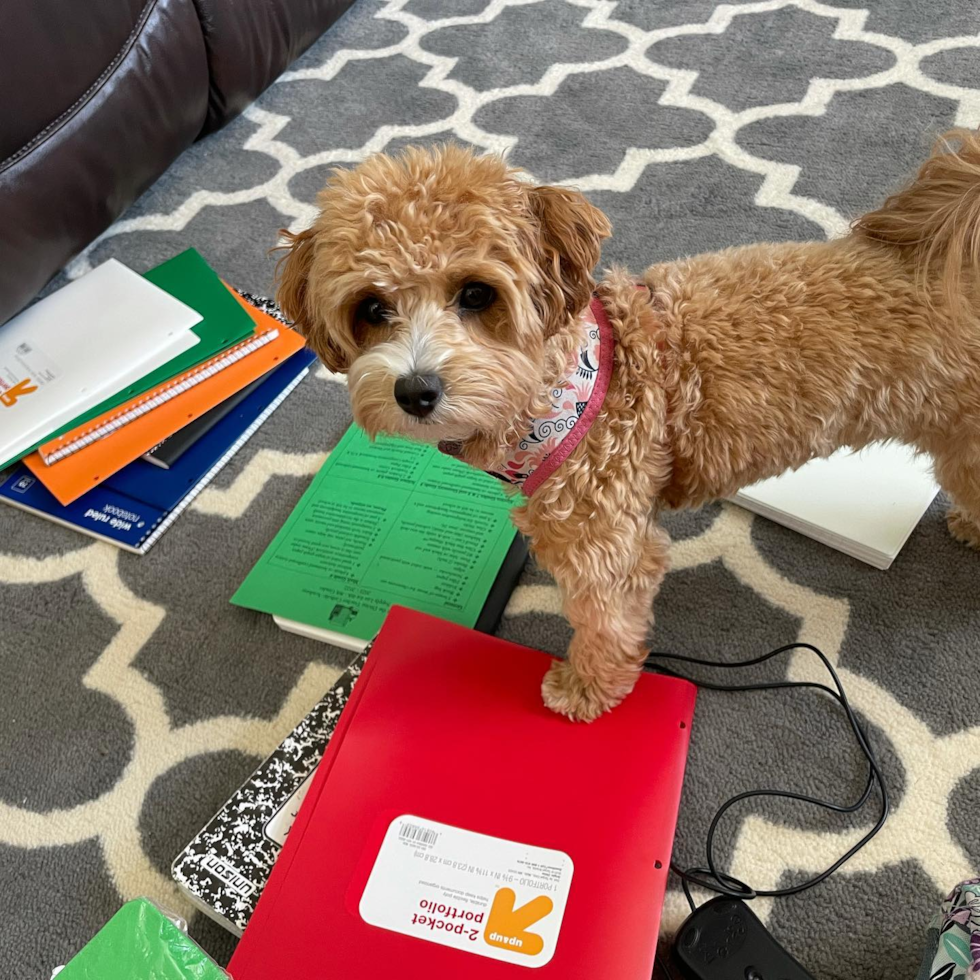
left=276, top=131, right=980, bottom=722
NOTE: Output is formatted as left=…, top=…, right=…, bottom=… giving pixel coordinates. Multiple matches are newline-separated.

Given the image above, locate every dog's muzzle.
left=394, top=373, right=443, bottom=419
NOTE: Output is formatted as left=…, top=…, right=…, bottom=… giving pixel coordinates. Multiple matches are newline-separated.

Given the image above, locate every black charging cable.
left=643, top=642, right=889, bottom=976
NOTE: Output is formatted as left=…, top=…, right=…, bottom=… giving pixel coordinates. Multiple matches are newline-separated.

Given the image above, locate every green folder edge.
left=0, top=248, right=256, bottom=471
left=56, top=898, right=227, bottom=979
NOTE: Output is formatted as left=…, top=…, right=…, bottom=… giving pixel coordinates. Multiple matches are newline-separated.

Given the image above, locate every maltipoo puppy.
left=276, top=131, right=980, bottom=721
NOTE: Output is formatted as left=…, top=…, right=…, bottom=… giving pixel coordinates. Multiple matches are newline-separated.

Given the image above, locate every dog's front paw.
left=948, top=506, right=980, bottom=550
left=541, top=660, right=624, bottom=723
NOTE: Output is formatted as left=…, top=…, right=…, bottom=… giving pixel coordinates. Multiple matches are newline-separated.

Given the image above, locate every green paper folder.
left=56, top=898, right=227, bottom=979
left=0, top=249, right=255, bottom=470
left=232, top=425, right=520, bottom=645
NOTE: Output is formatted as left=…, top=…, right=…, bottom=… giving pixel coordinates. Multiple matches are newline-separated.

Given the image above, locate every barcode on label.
left=399, top=823, right=439, bottom=846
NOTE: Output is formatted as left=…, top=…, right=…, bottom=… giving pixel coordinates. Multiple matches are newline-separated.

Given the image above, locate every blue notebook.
left=0, top=350, right=315, bottom=553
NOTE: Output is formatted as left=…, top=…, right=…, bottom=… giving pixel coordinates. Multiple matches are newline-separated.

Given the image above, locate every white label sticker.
left=359, top=815, right=573, bottom=968
left=264, top=770, right=315, bottom=847
left=0, top=341, right=62, bottom=408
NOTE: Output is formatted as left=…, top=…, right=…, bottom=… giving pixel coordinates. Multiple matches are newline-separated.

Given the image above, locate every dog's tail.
left=852, top=127, right=980, bottom=320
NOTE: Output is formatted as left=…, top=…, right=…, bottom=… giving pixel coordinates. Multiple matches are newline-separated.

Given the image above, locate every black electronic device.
left=673, top=898, right=816, bottom=980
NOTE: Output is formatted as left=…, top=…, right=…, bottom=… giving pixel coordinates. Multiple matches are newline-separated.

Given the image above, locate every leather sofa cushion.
left=0, top=0, right=148, bottom=163
left=194, top=0, right=356, bottom=133
left=0, top=0, right=209, bottom=326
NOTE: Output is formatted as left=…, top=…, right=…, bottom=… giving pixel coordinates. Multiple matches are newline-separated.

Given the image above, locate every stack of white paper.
left=732, top=443, right=939, bottom=569
left=0, top=259, right=202, bottom=468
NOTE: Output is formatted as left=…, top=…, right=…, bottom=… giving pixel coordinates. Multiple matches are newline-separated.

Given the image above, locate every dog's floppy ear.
left=275, top=226, right=315, bottom=328
left=274, top=226, right=352, bottom=373
left=526, top=185, right=611, bottom=336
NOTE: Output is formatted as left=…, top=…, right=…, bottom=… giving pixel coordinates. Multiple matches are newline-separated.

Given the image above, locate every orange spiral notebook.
left=38, top=328, right=277, bottom=464
left=24, top=292, right=306, bottom=506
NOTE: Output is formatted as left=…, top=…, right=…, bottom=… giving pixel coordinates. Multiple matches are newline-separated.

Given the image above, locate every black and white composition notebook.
left=171, top=650, right=369, bottom=935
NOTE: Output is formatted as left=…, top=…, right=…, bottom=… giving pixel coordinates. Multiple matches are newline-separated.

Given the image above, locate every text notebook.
left=231, top=425, right=523, bottom=650
left=229, top=607, right=695, bottom=980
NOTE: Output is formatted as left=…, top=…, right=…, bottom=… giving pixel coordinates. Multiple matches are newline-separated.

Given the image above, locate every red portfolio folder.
left=229, top=607, right=696, bottom=979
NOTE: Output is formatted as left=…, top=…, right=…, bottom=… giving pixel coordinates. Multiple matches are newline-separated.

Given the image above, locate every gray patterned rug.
left=2, top=2, right=979, bottom=977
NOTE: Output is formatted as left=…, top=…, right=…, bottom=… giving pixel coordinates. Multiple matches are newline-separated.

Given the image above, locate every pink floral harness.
left=488, top=295, right=615, bottom=496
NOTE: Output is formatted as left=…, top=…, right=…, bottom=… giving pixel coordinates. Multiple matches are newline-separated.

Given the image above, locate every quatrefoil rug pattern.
left=2, top=2, right=978, bottom=977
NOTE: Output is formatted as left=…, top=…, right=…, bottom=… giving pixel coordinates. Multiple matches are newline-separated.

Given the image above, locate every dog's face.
left=275, top=145, right=610, bottom=456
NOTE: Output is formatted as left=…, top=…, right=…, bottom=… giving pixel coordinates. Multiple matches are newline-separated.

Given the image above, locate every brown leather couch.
left=0, top=0, right=355, bottom=326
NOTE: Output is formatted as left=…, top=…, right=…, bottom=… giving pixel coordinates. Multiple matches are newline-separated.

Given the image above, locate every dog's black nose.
left=394, top=374, right=443, bottom=418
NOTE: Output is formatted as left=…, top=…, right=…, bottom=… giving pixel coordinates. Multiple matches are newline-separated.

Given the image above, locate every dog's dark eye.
left=459, top=282, right=496, bottom=313
left=356, top=296, right=391, bottom=326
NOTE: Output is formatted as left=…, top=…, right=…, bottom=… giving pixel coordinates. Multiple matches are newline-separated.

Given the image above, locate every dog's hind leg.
left=934, top=444, right=980, bottom=550
left=532, top=513, right=671, bottom=722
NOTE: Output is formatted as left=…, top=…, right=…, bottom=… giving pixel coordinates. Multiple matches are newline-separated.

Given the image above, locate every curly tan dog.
left=276, top=131, right=980, bottom=722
